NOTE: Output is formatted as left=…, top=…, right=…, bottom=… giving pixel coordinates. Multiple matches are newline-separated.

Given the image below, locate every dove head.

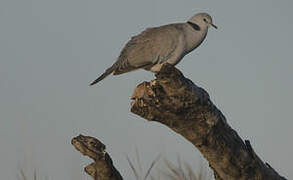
left=188, top=13, right=217, bottom=29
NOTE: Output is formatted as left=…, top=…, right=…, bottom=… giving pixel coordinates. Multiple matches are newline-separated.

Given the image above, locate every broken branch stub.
left=72, top=134, right=123, bottom=180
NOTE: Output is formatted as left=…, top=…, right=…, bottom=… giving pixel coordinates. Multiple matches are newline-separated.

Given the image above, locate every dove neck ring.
left=187, top=21, right=201, bottom=31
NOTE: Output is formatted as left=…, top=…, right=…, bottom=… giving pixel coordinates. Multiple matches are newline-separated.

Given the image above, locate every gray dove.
left=90, top=13, right=217, bottom=86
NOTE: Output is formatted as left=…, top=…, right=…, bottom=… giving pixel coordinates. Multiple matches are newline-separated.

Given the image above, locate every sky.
left=0, top=0, right=292, bottom=179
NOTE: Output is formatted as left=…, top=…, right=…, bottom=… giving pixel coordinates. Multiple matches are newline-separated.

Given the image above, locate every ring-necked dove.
left=90, top=12, right=217, bottom=86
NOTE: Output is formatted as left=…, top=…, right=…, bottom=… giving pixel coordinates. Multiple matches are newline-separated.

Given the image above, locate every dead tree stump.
left=130, top=64, right=286, bottom=180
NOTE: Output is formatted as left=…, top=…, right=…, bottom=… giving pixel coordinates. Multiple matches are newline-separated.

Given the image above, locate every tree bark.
left=130, top=63, right=286, bottom=180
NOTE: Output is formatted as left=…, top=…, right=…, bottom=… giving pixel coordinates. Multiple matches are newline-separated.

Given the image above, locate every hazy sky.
left=0, top=0, right=292, bottom=179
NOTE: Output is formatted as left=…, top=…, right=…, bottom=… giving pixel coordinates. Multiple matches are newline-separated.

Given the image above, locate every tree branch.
left=72, top=134, right=123, bottom=180
left=130, top=64, right=286, bottom=180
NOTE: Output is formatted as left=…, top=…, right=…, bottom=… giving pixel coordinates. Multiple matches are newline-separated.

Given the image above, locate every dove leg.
left=148, top=63, right=165, bottom=72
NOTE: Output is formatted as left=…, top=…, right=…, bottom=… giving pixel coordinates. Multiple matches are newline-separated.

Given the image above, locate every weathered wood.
left=130, top=63, right=286, bottom=180
left=72, top=134, right=123, bottom=180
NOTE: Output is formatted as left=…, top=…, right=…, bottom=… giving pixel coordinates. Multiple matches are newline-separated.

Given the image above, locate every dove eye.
left=203, top=18, right=207, bottom=22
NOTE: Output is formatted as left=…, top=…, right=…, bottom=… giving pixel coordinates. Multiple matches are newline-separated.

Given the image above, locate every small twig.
left=143, top=153, right=161, bottom=180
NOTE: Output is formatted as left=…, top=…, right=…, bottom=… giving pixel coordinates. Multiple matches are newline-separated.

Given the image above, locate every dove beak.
left=210, top=23, right=218, bottom=29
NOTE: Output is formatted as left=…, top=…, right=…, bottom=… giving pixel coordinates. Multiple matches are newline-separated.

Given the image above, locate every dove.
left=90, top=13, right=217, bottom=86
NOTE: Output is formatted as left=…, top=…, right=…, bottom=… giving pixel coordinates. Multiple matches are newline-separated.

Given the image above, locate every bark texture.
left=130, top=63, right=286, bottom=180
left=72, top=134, right=123, bottom=180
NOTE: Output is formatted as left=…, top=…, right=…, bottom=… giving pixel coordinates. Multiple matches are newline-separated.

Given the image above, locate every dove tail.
left=89, top=65, right=116, bottom=86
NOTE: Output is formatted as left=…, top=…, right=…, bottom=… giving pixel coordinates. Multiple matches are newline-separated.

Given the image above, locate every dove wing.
left=113, top=24, right=181, bottom=75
